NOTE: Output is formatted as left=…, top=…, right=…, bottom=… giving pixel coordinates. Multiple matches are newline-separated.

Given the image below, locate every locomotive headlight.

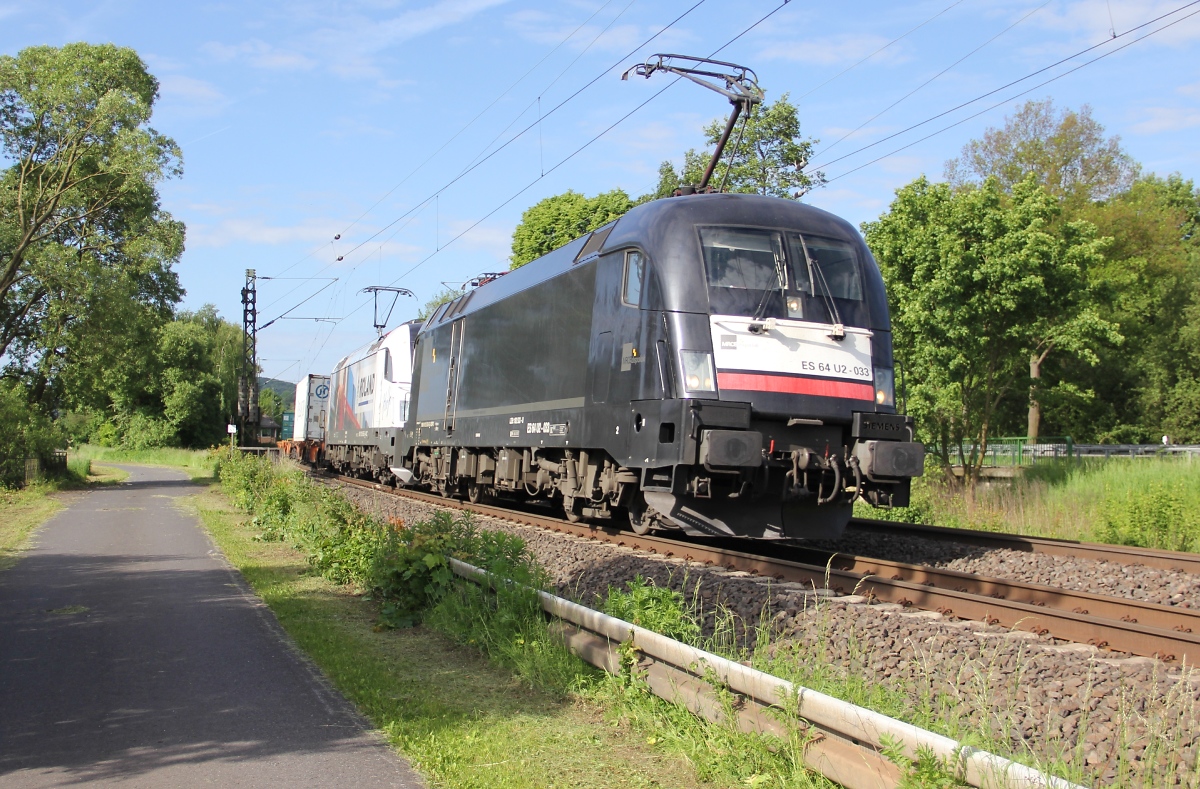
left=681, top=351, right=717, bottom=393
left=873, top=367, right=895, bottom=407
left=786, top=297, right=802, bottom=318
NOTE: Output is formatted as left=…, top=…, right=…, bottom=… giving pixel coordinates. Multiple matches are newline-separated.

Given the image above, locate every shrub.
left=120, top=412, right=178, bottom=450
left=216, top=449, right=540, bottom=627
left=1099, top=479, right=1200, bottom=552
left=602, top=576, right=701, bottom=644
left=0, top=380, right=66, bottom=487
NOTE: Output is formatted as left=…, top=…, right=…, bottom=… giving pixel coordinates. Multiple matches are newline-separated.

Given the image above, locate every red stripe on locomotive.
left=716, top=371, right=874, bottom=400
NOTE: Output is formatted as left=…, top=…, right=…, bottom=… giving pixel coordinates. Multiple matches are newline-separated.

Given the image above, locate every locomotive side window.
left=623, top=250, right=644, bottom=307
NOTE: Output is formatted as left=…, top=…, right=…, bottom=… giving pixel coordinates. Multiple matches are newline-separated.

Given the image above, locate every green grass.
left=0, top=484, right=64, bottom=571
left=72, top=444, right=219, bottom=480
left=855, top=457, right=1200, bottom=549
left=188, top=487, right=713, bottom=789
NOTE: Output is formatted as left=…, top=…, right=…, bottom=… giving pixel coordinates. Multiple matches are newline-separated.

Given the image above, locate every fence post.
left=24, top=458, right=41, bottom=485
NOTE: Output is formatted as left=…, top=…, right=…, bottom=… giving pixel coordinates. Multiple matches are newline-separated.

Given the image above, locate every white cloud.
left=188, top=217, right=346, bottom=248
left=156, top=74, right=230, bottom=116
left=1034, top=1, right=1200, bottom=47
left=201, top=39, right=316, bottom=71
left=504, top=8, right=685, bottom=55
left=1130, top=106, right=1200, bottom=134
left=1179, top=80, right=1200, bottom=97
left=876, top=154, right=928, bottom=175
left=760, top=33, right=900, bottom=66
left=203, top=0, right=510, bottom=84
left=449, top=220, right=512, bottom=264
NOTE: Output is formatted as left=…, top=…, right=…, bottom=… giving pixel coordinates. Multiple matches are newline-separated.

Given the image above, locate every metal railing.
left=22, top=450, right=68, bottom=485
left=933, top=439, right=1200, bottom=468
left=451, top=557, right=1079, bottom=789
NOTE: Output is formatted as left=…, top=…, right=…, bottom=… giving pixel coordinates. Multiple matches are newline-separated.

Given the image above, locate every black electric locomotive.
left=375, top=192, right=922, bottom=540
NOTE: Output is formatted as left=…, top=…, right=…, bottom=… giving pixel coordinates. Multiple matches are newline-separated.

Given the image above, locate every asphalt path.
left=0, top=464, right=423, bottom=788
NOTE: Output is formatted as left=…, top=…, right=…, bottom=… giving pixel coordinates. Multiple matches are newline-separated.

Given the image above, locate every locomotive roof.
left=423, top=193, right=881, bottom=330
left=331, top=321, right=419, bottom=373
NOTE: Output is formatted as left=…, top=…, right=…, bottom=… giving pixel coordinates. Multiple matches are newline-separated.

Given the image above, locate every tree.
left=0, top=43, right=183, bottom=407
left=1056, top=174, right=1200, bottom=442
left=417, top=287, right=465, bottom=320
left=258, top=388, right=286, bottom=425
left=62, top=305, right=243, bottom=450
left=863, top=175, right=1113, bottom=481
left=654, top=94, right=824, bottom=199
left=945, top=99, right=1138, bottom=205
left=510, top=189, right=633, bottom=269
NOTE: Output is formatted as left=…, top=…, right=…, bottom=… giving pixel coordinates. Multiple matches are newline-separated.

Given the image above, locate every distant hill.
left=258, top=377, right=297, bottom=410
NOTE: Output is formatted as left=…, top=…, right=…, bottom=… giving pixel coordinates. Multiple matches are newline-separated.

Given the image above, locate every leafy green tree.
left=863, top=175, right=1113, bottom=480
left=0, top=379, right=63, bottom=485
left=510, top=189, right=634, bottom=269
left=1056, top=174, right=1200, bottom=442
left=945, top=99, right=1138, bottom=205
left=0, top=43, right=183, bottom=367
left=258, top=389, right=286, bottom=425
left=65, top=305, right=243, bottom=449
left=417, top=287, right=465, bottom=320
left=654, top=94, right=824, bottom=199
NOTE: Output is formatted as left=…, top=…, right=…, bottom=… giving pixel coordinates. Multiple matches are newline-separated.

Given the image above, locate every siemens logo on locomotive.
left=320, top=193, right=924, bottom=541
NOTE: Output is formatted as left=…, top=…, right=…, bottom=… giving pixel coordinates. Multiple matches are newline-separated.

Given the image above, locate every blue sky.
left=3, top=0, right=1198, bottom=384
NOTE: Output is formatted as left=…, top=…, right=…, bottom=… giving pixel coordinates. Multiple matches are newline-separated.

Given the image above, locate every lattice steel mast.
left=238, top=269, right=259, bottom=446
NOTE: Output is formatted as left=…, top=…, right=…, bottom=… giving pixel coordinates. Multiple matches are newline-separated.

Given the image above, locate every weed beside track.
left=857, top=457, right=1200, bottom=550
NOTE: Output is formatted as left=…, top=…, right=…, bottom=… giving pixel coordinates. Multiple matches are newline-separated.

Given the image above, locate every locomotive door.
left=444, top=319, right=465, bottom=434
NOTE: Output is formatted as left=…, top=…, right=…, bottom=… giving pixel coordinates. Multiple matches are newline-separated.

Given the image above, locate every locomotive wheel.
left=627, top=494, right=652, bottom=535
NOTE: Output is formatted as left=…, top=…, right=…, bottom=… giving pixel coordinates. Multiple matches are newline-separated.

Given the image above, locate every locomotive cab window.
left=622, top=250, right=645, bottom=307
left=699, top=226, right=869, bottom=327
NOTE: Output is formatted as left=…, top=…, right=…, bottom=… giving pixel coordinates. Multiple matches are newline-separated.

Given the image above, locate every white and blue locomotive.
left=323, top=192, right=923, bottom=540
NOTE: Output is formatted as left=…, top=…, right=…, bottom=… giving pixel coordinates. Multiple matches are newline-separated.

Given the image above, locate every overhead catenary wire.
left=258, top=0, right=708, bottom=320
left=797, top=0, right=967, bottom=101
left=812, top=0, right=1052, bottom=160
left=312, top=0, right=796, bottom=336
left=373, top=1, right=794, bottom=288
left=819, top=3, right=1200, bottom=184
left=805, top=0, right=1200, bottom=175
left=454, top=0, right=642, bottom=179
left=265, top=0, right=627, bottom=283
left=332, top=0, right=711, bottom=267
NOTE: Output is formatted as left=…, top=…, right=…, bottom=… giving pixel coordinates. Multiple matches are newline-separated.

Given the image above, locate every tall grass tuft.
left=72, top=443, right=219, bottom=477
left=855, top=457, right=1200, bottom=547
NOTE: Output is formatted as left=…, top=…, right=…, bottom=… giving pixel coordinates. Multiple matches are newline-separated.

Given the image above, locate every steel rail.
left=849, top=517, right=1200, bottom=575
left=707, top=539, right=1200, bottom=638
left=329, top=475, right=1200, bottom=663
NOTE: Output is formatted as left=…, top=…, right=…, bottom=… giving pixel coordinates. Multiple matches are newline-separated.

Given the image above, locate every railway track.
left=849, top=517, right=1200, bottom=574
left=329, top=473, right=1200, bottom=665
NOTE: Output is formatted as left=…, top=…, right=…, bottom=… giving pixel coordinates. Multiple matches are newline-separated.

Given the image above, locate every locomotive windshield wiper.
left=751, top=249, right=788, bottom=325
left=796, top=233, right=845, bottom=339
